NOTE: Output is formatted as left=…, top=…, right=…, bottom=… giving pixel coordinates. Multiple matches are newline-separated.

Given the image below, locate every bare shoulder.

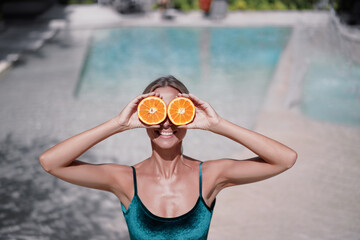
left=202, top=159, right=228, bottom=172
left=191, top=159, right=231, bottom=203
left=183, top=156, right=227, bottom=174
left=101, top=163, right=132, bottom=177
left=182, top=155, right=204, bottom=169
left=201, top=159, right=235, bottom=189
left=103, top=164, right=134, bottom=199
left=113, top=159, right=151, bottom=201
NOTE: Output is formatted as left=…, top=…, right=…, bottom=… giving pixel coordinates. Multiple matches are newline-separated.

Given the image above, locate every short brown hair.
left=142, top=75, right=189, bottom=94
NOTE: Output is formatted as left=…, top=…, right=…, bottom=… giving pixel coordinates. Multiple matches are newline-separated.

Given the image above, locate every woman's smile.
left=156, top=129, right=177, bottom=138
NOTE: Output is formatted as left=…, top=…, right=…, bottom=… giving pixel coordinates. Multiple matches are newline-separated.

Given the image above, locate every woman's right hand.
left=113, top=92, right=161, bottom=132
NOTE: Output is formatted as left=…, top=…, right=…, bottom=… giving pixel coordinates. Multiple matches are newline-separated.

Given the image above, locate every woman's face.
left=146, top=86, right=187, bottom=150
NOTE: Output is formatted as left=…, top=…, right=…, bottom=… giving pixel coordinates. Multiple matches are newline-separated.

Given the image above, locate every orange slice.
left=137, top=96, right=167, bottom=125
left=167, top=97, right=196, bottom=125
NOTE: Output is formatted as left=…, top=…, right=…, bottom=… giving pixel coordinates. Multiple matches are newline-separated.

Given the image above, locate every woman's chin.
left=147, top=128, right=186, bottom=150
left=152, top=137, right=181, bottom=149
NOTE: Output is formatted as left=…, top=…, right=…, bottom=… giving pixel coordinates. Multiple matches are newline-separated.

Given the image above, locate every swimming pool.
left=76, top=26, right=291, bottom=128
left=301, top=55, right=360, bottom=127
left=298, top=25, right=360, bottom=127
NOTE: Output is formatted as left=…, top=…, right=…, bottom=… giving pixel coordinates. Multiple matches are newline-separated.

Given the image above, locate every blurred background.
left=0, top=0, right=359, bottom=239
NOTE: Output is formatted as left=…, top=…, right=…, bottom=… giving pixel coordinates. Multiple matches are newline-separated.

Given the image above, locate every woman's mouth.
left=156, top=130, right=176, bottom=138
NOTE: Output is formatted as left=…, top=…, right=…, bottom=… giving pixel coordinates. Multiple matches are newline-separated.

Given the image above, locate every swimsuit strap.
left=131, top=166, right=138, bottom=196
left=199, top=161, right=203, bottom=198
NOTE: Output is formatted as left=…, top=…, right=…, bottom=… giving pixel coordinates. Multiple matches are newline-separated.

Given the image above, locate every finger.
left=178, top=93, right=196, bottom=102
left=178, top=93, right=189, bottom=98
left=142, top=92, right=157, bottom=98
left=188, top=93, right=203, bottom=103
left=178, top=122, right=195, bottom=129
left=145, top=92, right=162, bottom=99
left=137, top=119, right=162, bottom=129
left=177, top=93, right=203, bottom=107
left=131, top=92, right=158, bottom=106
left=190, top=94, right=213, bottom=110
left=147, top=124, right=161, bottom=129
left=131, top=93, right=150, bottom=104
left=188, top=96, right=204, bottom=108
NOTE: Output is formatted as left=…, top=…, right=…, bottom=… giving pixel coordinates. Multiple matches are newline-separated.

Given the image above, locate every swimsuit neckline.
left=136, top=195, right=203, bottom=222
left=121, top=195, right=216, bottom=222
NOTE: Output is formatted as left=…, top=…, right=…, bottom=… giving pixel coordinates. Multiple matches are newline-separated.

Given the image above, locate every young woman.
left=39, top=75, right=297, bottom=240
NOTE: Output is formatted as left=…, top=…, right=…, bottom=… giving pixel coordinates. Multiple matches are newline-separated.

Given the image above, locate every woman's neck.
left=150, top=143, right=183, bottom=179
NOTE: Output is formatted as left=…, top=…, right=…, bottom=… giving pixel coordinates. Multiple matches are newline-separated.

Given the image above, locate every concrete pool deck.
left=0, top=5, right=359, bottom=240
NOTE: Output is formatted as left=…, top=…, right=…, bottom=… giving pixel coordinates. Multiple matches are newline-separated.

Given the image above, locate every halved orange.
left=167, top=97, right=196, bottom=125
left=137, top=96, right=167, bottom=125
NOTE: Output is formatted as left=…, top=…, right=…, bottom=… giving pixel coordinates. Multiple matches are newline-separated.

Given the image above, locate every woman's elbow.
left=285, top=150, right=297, bottom=169
left=39, top=154, right=52, bottom=172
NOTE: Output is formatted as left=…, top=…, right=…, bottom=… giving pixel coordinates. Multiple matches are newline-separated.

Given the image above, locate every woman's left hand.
left=177, top=93, right=222, bottom=131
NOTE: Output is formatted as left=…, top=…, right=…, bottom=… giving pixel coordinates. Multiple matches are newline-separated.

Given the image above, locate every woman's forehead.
left=154, top=87, right=180, bottom=104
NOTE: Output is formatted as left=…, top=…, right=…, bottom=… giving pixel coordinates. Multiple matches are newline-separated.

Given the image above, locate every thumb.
left=147, top=124, right=161, bottom=129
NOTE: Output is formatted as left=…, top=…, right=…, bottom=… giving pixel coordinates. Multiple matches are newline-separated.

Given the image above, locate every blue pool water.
left=76, top=27, right=291, bottom=127
left=301, top=54, right=360, bottom=127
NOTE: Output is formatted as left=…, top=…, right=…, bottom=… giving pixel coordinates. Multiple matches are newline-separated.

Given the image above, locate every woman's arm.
left=39, top=92, right=160, bottom=192
left=178, top=93, right=297, bottom=189
left=39, top=118, right=119, bottom=173
left=39, top=118, right=123, bottom=192
left=209, top=118, right=297, bottom=187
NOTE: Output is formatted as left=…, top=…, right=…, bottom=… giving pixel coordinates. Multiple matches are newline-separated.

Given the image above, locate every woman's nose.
left=161, top=117, right=172, bottom=128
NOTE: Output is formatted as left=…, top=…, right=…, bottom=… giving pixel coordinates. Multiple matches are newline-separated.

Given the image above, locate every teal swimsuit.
left=120, top=162, right=216, bottom=240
